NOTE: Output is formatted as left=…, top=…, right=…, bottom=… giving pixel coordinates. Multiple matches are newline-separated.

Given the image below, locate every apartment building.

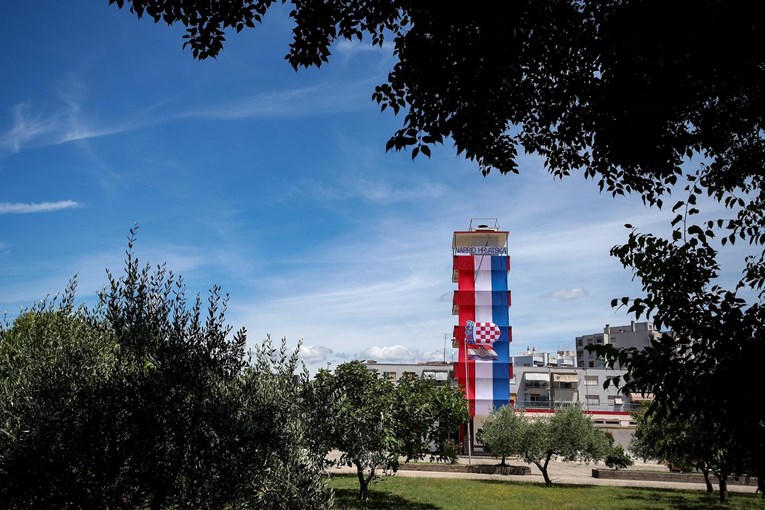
left=363, top=360, right=453, bottom=385
left=512, top=348, right=576, bottom=368
left=576, top=321, right=662, bottom=368
left=510, top=365, right=648, bottom=446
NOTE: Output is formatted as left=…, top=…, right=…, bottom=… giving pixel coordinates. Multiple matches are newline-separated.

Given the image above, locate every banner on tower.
left=454, top=252, right=512, bottom=417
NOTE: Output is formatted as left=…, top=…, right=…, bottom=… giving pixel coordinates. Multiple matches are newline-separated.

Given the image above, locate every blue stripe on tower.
left=490, top=256, right=510, bottom=409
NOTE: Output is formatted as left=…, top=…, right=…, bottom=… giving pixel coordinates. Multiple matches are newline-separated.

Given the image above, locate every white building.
left=363, top=361, right=453, bottom=385
left=513, top=348, right=576, bottom=368
left=511, top=365, right=646, bottom=446
left=576, top=321, right=662, bottom=368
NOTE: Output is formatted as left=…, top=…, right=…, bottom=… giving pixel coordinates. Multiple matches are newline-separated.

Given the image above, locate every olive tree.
left=316, top=361, right=399, bottom=501
left=479, top=405, right=525, bottom=467
left=315, top=362, right=468, bottom=500
left=629, top=402, right=737, bottom=501
left=392, top=372, right=469, bottom=464
left=519, top=406, right=611, bottom=486
left=0, top=229, right=331, bottom=510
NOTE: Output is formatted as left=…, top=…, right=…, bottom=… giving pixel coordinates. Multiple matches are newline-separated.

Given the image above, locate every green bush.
left=605, top=445, right=634, bottom=470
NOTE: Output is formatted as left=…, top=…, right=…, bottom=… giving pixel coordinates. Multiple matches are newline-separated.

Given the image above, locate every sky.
left=0, top=2, right=749, bottom=368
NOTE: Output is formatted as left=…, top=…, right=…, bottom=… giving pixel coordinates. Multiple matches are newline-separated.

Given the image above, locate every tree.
left=315, top=362, right=468, bottom=500
left=392, top=372, right=469, bottom=464
left=518, top=406, right=611, bottom=486
left=604, top=444, right=633, bottom=471
left=0, top=296, right=122, bottom=509
left=0, top=229, right=332, bottom=510
left=629, top=402, right=735, bottom=501
left=479, top=405, right=524, bottom=467
left=316, top=361, right=399, bottom=501
left=109, top=1, right=765, bottom=493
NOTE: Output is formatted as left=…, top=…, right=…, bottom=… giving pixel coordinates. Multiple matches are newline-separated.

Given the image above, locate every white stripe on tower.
left=473, top=256, right=493, bottom=415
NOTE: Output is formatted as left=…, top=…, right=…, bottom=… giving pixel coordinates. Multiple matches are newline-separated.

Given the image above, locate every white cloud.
left=543, top=288, right=590, bottom=301
left=334, top=40, right=395, bottom=54
left=420, top=349, right=449, bottom=362
left=0, top=200, right=80, bottom=214
left=190, top=80, right=372, bottom=120
left=360, top=345, right=416, bottom=363
left=298, top=345, right=334, bottom=363
left=0, top=98, right=146, bottom=156
left=0, top=103, right=57, bottom=153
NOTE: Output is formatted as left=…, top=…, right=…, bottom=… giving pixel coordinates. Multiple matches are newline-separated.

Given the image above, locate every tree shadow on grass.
left=462, top=480, right=763, bottom=510
left=332, top=487, right=441, bottom=510
left=593, top=486, right=760, bottom=510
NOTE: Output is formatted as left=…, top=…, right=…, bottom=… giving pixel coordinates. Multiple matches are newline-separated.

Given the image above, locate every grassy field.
left=329, top=475, right=764, bottom=510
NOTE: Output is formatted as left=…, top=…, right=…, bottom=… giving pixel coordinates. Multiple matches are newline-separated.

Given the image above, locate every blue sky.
left=0, top=2, right=747, bottom=367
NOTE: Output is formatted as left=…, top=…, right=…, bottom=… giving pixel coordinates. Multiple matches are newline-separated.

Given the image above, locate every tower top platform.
left=453, top=218, right=508, bottom=255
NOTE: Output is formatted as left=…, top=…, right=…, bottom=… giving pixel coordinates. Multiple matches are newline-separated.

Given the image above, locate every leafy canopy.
left=108, top=0, right=765, bottom=491
left=313, top=361, right=467, bottom=500
left=518, top=406, right=611, bottom=486
left=479, top=404, right=525, bottom=466
left=0, top=229, right=331, bottom=510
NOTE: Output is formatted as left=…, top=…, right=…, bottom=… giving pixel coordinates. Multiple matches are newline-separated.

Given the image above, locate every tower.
left=452, top=219, right=512, bottom=418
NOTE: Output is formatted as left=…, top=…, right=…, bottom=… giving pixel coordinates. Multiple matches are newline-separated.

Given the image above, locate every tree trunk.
left=500, top=455, right=507, bottom=467
left=701, top=467, right=715, bottom=492
left=355, top=462, right=370, bottom=501
left=542, top=454, right=553, bottom=486
left=534, top=453, right=553, bottom=486
left=698, top=464, right=713, bottom=493
left=717, top=475, right=729, bottom=504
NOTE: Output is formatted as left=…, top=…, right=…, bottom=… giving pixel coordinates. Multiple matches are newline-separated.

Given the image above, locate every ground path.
left=327, top=452, right=758, bottom=495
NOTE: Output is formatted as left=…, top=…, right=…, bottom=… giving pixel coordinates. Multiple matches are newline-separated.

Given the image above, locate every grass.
left=329, top=475, right=764, bottom=510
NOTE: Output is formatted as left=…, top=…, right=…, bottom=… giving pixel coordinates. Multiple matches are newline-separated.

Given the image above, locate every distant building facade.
left=510, top=364, right=647, bottom=446
left=512, top=348, right=576, bottom=368
left=363, top=361, right=453, bottom=385
left=576, top=321, right=662, bottom=368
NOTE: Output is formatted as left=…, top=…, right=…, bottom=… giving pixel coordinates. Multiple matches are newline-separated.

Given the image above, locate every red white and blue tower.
left=453, top=219, right=512, bottom=419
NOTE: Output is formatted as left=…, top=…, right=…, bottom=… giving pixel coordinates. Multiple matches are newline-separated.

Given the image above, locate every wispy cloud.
left=2, top=78, right=376, bottom=157
left=188, top=80, right=372, bottom=120
left=0, top=100, right=143, bottom=155
left=294, top=176, right=448, bottom=205
left=334, top=40, right=395, bottom=54
left=0, top=200, right=80, bottom=214
left=543, top=288, right=589, bottom=301
left=0, top=103, right=57, bottom=154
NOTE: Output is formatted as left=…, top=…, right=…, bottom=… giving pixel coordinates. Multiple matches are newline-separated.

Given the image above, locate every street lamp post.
left=464, top=336, right=472, bottom=464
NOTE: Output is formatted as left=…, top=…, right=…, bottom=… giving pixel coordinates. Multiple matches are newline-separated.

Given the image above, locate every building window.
left=589, top=361, right=595, bottom=368
left=585, top=375, right=598, bottom=386
left=576, top=339, right=583, bottom=347
left=382, top=371, right=397, bottom=380
left=586, top=395, right=600, bottom=404
left=422, top=371, right=448, bottom=382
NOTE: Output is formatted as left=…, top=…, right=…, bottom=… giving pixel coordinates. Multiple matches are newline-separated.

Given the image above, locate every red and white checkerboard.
left=472, top=322, right=501, bottom=344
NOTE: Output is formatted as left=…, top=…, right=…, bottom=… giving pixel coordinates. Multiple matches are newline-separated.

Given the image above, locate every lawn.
left=329, top=475, right=764, bottom=510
